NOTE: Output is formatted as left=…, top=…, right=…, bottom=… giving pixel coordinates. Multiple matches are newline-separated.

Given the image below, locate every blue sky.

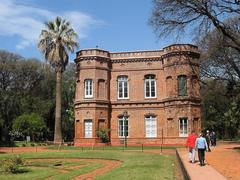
left=0, top=0, right=192, bottom=61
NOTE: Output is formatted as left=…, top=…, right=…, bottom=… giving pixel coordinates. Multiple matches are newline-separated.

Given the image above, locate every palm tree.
left=38, top=16, right=79, bottom=144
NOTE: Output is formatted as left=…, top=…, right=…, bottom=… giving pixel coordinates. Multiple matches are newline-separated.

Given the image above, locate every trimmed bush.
left=1, top=156, right=24, bottom=173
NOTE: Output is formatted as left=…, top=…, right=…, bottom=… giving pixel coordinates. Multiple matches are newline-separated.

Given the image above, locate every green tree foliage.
left=0, top=50, right=76, bottom=143
left=38, top=16, right=79, bottom=144
left=12, top=113, right=47, bottom=142
left=201, top=80, right=240, bottom=139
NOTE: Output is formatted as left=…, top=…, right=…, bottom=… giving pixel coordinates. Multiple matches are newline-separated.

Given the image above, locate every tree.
left=38, top=17, right=79, bottom=144
left=12, top=113, right=47, bottom=142
left=198, top=21, right=240, bottom=84
left=0, top=51, right=45, bottom=142
left=149, top=0, right=240, bottom=78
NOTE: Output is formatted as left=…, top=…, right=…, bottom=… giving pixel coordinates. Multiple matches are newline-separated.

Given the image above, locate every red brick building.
left=74, top=44, right=201, bottom=146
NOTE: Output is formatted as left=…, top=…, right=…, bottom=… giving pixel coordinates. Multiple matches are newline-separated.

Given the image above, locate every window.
left=98, top=79, right=105, bottom=99
left=145, top=75, right=156, bottom=98
left=145, top=116, right=157, bottom=137
left=84, top=79, right=93, bottom=98
left=178, top=75, right=187, bottom=96
left=84, top=120, right=92, bottom=138
left=117, top=76, right=128, bottom=99
left=166, top=76, right=173, bottom=97
left=179, top=118, right=188, bottom=137
left=118, top=117, right=128, bottom=137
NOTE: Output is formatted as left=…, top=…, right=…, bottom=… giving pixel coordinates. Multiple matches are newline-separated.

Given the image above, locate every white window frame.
left=84, top=119, right=93, bottom=138
left=84, top=79, right=93, bottom=98
left=179, top=118, right=188, bottom=137
left=117, top=76, right=129, bottom=99
left=144, top=75, right=156, bottom=98
left=145, top=116, right=157, bottom=138
left=118, top=117, right=129, bottom=137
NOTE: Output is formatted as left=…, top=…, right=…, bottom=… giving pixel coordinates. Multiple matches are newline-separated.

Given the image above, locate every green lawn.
left=47, top=145, right=183, bottom=151
left=0, top=150, right=177, bottom=180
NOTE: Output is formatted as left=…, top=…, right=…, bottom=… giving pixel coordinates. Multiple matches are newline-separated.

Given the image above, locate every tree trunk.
left=54, top=71, right=62, bottom=144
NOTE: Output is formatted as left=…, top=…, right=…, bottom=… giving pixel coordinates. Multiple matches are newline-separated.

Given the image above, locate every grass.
left=47, top=145, right=183, bottom=151
left=0, top=141, right=47, bottom=147
left=0, top=150, right=177, bottom=180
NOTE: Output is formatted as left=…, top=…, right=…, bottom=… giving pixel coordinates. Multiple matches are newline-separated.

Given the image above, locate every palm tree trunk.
left=54, top=71, right=63, bottom=144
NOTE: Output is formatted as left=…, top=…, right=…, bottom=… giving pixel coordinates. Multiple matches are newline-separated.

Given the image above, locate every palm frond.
left=38, top=16, right=79, bottom=72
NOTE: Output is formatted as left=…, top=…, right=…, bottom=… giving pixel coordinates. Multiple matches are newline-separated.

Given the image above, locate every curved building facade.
left=74, top=44, right=201, bottom=146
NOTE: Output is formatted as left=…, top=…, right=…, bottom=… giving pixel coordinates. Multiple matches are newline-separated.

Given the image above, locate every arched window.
left=177, top=75, right=187, bottom=96
left=117, top=76, right=128, bottom=99
left=84, top=79, right=93, bottom=98
left=191, top=75, right=199, bottom=97
left=145, top=115, right=157, bottom=137
left=145, top=75, right=156, bottom=98
left=166, top=76, right=173, bottom=97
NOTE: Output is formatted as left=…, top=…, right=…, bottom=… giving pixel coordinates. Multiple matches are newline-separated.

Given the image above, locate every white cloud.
left=0, top=0, right=103, bottom=49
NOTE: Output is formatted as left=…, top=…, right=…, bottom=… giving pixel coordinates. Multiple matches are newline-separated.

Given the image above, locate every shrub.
left=22, top=143, right=26, bottom=147
left=1, top=156, right=24, bottom=173
left=12, top=113, right=47, bottom=142
left=96, top=129, right=110, bottom=143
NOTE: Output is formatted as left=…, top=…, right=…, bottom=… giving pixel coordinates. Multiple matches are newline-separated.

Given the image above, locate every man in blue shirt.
left=195, top=133, right=209, bottom=166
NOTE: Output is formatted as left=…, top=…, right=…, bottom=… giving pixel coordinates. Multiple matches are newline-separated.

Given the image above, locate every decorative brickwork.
left=74, top=44, right=201, bottom=146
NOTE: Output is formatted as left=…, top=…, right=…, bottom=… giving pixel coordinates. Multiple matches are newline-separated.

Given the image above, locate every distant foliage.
left=201, top=80, right=240, bottom=139
left=12, top=113, right=47, bottom=142
left=0, top=49, right=76, bottom=143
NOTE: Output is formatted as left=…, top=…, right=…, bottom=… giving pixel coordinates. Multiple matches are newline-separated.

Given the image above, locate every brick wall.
left=74, top=44, right=201, bottom=146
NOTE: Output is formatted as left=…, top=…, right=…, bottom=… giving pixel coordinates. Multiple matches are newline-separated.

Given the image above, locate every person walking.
left=205, top=130, right=211, bottom=151
left=195, top=133, right=209, bottom=166
left=186, top=130, right=198, bottom=163
left=210, top=131, right=217, bottom=146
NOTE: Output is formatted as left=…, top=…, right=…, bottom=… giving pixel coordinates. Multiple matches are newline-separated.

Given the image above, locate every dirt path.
left=206, top=142, right=240, bottom=180
left=25, top=158, right=122, bottom=180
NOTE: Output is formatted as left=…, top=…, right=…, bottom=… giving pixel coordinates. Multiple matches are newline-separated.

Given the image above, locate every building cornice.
left=74, top=97, right=201, bottom=107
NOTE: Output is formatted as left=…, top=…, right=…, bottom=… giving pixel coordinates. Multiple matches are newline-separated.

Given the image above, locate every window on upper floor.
left=97, top=79, right=106, bottom=99
left=145, top=75, right=156, bottom=98
left=177, top=75, right=187, bottom=96
left=166, top=76, right=173, bottom=97
left=84, top=79, right=93, bottom=98
left=117, top=76, right=128, bottom=99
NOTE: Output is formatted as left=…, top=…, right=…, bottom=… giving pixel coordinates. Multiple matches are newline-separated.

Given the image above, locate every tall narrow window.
left=145, top=75, right=156, bottom=98
left=179, top=118, right=188, bottom=137
left=84, top=119, right=92, bottom=138
left=178, top=75, right=187, bottom=96
left=84, top=79, right=93, bottom=98
left=118, top=117, right=128, bottom=137
left=117, top=76, right=128, bottom=99
left=166, top=76, right=173, bottom=97
left=145, top=116, right=157, bottom=137
left=98, top=79, right=105, bottom=99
